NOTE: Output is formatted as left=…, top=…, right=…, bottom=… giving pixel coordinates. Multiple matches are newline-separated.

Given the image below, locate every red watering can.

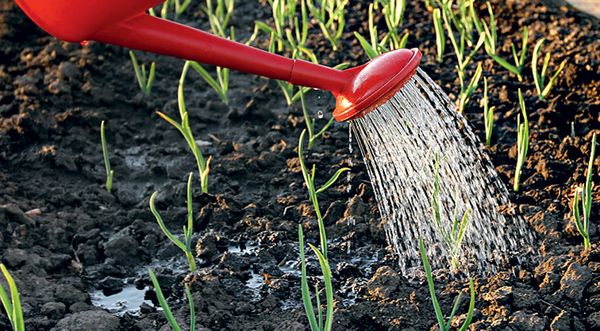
left=15, top=0, right=421, bottom=121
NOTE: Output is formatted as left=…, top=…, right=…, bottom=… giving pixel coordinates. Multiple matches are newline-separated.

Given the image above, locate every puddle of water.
left=90, top=285, right=151, bottom=316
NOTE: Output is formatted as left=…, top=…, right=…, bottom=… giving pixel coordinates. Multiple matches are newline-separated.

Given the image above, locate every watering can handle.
left=92, top=14, right=351, bottom=95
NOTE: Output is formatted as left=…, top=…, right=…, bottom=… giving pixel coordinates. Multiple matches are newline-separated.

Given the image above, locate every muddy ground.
left=0, top=0, right=599, bottom=330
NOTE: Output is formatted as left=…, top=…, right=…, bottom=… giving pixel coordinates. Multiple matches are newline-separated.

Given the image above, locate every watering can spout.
left=15, top=0, right=421, bottom=121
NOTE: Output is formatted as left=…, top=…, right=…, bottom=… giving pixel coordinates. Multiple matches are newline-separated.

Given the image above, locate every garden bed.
left=0, top=0, right=599, bottom=330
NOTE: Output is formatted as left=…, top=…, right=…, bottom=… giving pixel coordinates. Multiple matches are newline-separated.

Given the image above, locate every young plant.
left=149, top=0, right=193, bottom=19
left=306, top=0, right=349, bottom=51
left=300, top=92, right=334, bottom=150
left=129, top=51, right=156, bottom=96
left=443, top=9, right=484, bottom=73
left=433, top=8, right=445, bottom=63
left=0, top=264, right=25, bottom=331
left=572, top=133, right=596, bottom=250
left=205, top=0, right=235, bottom=38
left=187, top=0, right=236, bottom=105
left=532, top=39, right=567, bottom=100
left=157, top=62, right=211, bottom=193
left=419, top=239, right=475, bottom=331
left=100, top=120, right=114, bottom=193
left=431, top=155, right=471, bottom=271
left=456, top=62, right=482, bottom=113
left=148, top=269, right=196, bottom=331
left=298, top=129, right=350, bottom=258
left=354, top=3, right=409, bottom=60
left=470, top=1, right=496, bottom=55
left=299, top=225, right=334, bottom=331
left=481, top=77, right=495, bottom=146
left=513, top=88, right=529, bottom=192
left=149, top=173, right=198, bottom=272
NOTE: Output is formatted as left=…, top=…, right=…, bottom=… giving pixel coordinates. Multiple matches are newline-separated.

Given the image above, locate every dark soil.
left=0, top=0, right=598, bottom=330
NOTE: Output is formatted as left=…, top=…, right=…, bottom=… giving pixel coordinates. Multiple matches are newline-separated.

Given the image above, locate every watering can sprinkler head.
left=15, top=0, right=421, bottom=121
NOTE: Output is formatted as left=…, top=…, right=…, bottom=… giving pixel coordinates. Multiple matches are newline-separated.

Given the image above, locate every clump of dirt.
left=0, top=0, right=598, bottom=330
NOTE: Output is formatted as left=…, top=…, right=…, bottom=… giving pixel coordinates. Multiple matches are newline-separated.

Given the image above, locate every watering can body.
left=15, top=0, right=421, bottom=121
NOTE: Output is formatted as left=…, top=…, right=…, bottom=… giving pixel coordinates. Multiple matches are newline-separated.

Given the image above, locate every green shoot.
left=431, top=155, right=471, bottom=271
left=471, top=1, right=496, bottom=55
left=419, top=239, right=475, bottom=331
left=129, top=51, right=156, bottom=96
left=205, top=0, right=235, bottom=38
left=572, top=133, right=596, bottom=250
left=187, top=0, right=235, bottom=105
left=0, top=264, right=25, bottom=331
left=148, top=269, right=196, bottom=331
left=306, top=0, right=349, bottom=51
left=149, top=0, right=193, bottom=19
left=433, top=8, right=445, bottom=63
left=300, top=92, right=334, bottom=150
left=298, top=129, right=349, bottom=258
left=481, top=77, right=495, bottom=146
left=250, top=0, right=324, bottom=105
left=456, top=62, right=482, bottom=113
left=513, top=88, right=529, bottom=192
left=158, top=62, right=211, bottom=193
left=532, top=39, right=567, bottom=100
left=299, top=225, right=334, bottom=331
left=100, top=120, right=114, bottom=193
left=443, top=8, right=484, bottom=72
left=149, top=173, right=198, bottom=272
left=354, top=3, right=409, bottom=60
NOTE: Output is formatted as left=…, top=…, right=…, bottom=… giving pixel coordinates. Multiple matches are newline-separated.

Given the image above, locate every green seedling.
left=148, top=269, right=196, bottom=331
left=435, top=0, right=476, bottom=46
left=149, top=0, right=193, bottom=19
left=470, top=1, right=496, bottom=55
left=513, top=89, right=529, bottom=192
left=532, top=39, right=567, bottom=100
left=0, top=264, right=25, bottom=331
left=205, top=0, right=235, bottom=38
left=306, top=0, right=349, bottom=51
left=298, top=129, right=349, bottom=258
left=433, top=8, right=445, bottom=62
left=419, top=239, right=475, bottom=331
left=185, top=0, right=235, bottom=105
left=443, top=8, right=484, bottom=73
left=354, top=3, right=409, bottom=59
left=149, top=173, right=198, bottom=272
left=129, top=51, right=156, bottom=96
left=157, top=62, right=211, bottom=193
left=481, top=77, right=495, bottom=145
left=431, top=155, right=471, bottom=271
left=573, top=133, right=596, bottom=250
left=300, top=93, right=334, bottom=150
left=299, top=225, right=334, bottom=331
left=456, top=62, right=482, bottom=113
left=100, top=120, right=114, bottom=193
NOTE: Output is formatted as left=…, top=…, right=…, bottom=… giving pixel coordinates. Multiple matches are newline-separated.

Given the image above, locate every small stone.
left=54, top=284, right=88, bottom=305
left=366, top=266, right=400, bottom=299
left=41, top=302, right=66, bottom=320
left=483, top=286, right=513, bottom=304
left=52, top=310, right=119, bottom=331
left=103, top=234, right=141, bottom=266
left=509, top=310, right=547, bottom=331
left=513, top=287, right=540, bottom=309
left=58, top=62, right=79, bottom=79
left=558, top=263, right=592, bottom=301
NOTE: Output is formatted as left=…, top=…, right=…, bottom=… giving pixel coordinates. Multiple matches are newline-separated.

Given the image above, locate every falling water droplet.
left=317, top=110, right=324, bottom=119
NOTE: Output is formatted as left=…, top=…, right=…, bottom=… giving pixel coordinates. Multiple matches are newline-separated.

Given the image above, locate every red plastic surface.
left=15, top=0, right=421, bottom=122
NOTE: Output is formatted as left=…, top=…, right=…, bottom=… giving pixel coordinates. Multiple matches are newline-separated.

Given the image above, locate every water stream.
left=351, top=68, right=536, bottom=275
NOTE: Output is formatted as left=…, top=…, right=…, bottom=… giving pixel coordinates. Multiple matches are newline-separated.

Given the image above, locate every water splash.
left=351, top=68, right=536, bottom=275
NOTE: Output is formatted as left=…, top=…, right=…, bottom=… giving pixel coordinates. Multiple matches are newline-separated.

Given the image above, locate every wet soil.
left=0, top=0, right=599, bottom=330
